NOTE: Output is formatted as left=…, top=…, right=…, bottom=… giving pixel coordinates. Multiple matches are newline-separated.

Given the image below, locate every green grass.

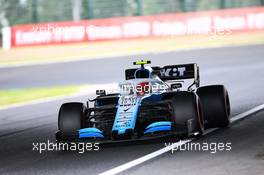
left=0, top=86, right=84, bottom=107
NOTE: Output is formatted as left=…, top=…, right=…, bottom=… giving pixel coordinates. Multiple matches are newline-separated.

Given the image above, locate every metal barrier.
left=1, top=0, right=264, bottom=26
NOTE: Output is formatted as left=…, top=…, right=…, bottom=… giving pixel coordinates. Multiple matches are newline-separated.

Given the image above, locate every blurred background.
left=0, top=0, right=264, bottom=26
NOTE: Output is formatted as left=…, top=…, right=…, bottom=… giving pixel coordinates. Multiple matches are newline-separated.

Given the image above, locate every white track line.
left=99, top=103, right=264, bottom=175
left=230, top=104, right=264, bottom=122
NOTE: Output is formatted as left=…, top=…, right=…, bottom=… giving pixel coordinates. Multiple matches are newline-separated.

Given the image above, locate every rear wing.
left=125, top=63, right=200, bottom=88
left=158, top=63, right=199, bottom=81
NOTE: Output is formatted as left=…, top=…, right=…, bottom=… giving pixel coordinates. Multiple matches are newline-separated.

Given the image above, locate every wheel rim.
left=224, top=90, right=231, bottom=116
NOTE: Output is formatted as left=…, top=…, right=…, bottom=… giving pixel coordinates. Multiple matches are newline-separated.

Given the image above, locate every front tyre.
left=171, top=92, right=204, bottom=137
left=197, top=85, right=230, bottom=128
left=58, top=102, right=86, bottom=140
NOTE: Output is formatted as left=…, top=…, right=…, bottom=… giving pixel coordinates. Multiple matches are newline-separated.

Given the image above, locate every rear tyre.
left=171, top=92, right=204, bottom=137
left=196, top=85, right=230, bottom=128
left=58, top=102, right=86, bottom=140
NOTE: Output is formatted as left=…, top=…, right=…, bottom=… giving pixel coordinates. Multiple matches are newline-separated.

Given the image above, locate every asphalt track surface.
left=0, top=44, right=264, bottom=175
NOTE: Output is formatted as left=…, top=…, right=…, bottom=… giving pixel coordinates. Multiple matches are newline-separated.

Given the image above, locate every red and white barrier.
left=2, top=7, right=264, bottom=49
left=2, top=27, right=11, bottom=50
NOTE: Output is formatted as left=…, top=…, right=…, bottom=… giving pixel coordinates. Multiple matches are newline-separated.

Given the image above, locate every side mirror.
left=171, top=83, right=182, bottom=90
left=96, top=90, right=106, bottom=96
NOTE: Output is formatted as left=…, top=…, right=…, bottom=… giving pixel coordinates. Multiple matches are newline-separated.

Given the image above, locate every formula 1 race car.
left=56, top=60, right=230, bottom=142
